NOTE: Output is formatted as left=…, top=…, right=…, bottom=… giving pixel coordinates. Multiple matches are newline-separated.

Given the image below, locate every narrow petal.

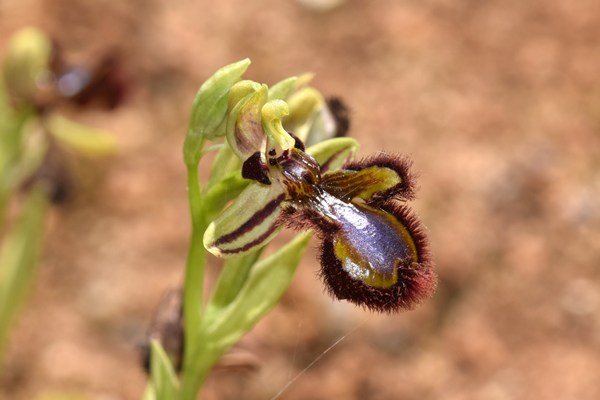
left=321, top=165, right=403, bottom=203
left=341, top=153, right=417, bottom=202
left=203, top=183, right=286, bottom=256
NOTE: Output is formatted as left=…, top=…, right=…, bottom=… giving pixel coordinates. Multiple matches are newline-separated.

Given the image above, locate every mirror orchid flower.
left=203, top=83, right=435, bottom=313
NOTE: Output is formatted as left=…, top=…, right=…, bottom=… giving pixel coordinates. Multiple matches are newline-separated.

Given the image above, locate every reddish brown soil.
left=1, top=0, right=600, bottom=399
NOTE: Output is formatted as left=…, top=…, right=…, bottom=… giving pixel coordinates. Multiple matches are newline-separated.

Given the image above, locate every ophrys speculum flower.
left=204, top=120, right=435, bottom=312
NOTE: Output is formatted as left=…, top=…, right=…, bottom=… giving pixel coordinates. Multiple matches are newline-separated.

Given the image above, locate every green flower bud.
left=184, top=59, right=250, bottom=166
left=2, top=27, right=52, bottom=103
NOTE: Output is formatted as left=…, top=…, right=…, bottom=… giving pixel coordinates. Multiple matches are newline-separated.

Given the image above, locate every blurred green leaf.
left=0, top=84, right=39, bottom=188
left=45, top=114, right=116, bottom=156
left=0, top=98, right=45, bottom=225
left=0, top=186, right=48, bottom=360
left=204, top=232, right=311, bottom=349
left=184, top=59, right=251, bottom=166
left=150, top=340, right=179, bottom=400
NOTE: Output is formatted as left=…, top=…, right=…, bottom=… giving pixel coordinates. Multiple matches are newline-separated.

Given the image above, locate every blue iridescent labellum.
left=276, top=150, right=434, bottom=312
left=318, top=201, right=434, bottom=312
left=204, top=133, right=435, bottom=312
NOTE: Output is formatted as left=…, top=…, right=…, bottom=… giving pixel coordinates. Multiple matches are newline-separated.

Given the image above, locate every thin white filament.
left=269, top=316, right=369, bottom=400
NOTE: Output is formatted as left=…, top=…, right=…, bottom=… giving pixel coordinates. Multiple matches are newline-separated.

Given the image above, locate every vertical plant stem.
left=181, top=158, right=208, bottom=400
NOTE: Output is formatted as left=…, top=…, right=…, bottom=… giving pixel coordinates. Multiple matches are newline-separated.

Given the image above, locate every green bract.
left=184, top=58, right=251, bottom=165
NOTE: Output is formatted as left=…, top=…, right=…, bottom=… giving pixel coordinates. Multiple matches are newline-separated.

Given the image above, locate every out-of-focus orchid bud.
left=2, top=27, right=53, bottom=105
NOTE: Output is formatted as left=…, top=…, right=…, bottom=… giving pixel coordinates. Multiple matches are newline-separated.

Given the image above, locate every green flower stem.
left=181, top=146, right=242, bottom=400
left=181, top=343, right=223, bottom=400
left=181, top=155, right=208, bottom=400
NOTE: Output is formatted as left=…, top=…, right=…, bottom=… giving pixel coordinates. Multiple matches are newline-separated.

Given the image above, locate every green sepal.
left=149, top=340, right=180, bottom=400
left=45, top=114, right=116, bottom=156
left=226, top=83, right=268, bottom=160
left=268, top=77, right=298, bottom=100
left=184, top=59, right=251, bottom=166
left=204, top=232, right=311, bottom=349
left=304, top=101, right=337, bottom=146
left=268, top=72, right=314, bottom=101
left=305, top=137, right=359, bottom=171
left=284, top=87, right=324, bottom=142
left=203, top=183, right=285, bottom=257
left=202, top=171, right=249, bottom=222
